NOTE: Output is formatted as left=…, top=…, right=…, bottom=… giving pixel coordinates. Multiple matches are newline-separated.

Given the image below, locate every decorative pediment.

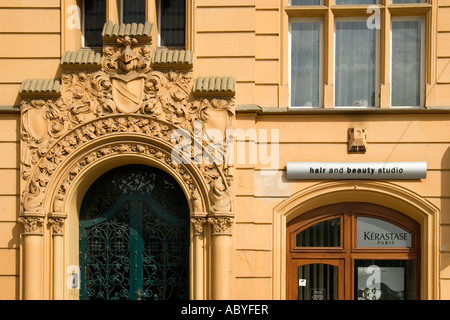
left=19, top=21, right=236, bottom=221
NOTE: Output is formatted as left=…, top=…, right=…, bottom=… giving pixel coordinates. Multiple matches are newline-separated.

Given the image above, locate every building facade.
left=0, top=0, right=449, bottom=300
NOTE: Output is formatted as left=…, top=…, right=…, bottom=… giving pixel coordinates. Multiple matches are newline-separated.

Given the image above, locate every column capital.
left=191, top=217, right=207, bottom=235
left=207, top=216, right=234, bottom=236
left=18, top=212, right=46, bottom=236
left=48, top=212, right=67, bottom=236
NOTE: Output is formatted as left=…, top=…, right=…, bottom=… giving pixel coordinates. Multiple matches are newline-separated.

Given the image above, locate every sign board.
left=286, top=162, right=427, bottom=180
left=357, top=217, right=412, bottom=248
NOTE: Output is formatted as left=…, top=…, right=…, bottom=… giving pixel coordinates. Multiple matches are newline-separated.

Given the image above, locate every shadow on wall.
left=441, top=146, right=450, bottom=287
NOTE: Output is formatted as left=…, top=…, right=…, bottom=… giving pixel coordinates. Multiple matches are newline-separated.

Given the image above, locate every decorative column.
left=208, top=216, right=234, bottom=300
left=48, top=213, right=67, bottom=300
left=18, top=212, right=45, bottom=300
left=191, top=217, right=206, bottom=300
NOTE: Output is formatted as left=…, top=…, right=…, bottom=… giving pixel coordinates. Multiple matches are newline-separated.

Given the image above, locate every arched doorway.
left=286, top=203, right=420, bottom=300
left=79, top=164, right=190, bottom=300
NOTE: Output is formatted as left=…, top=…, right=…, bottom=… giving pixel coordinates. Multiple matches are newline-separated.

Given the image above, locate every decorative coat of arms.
left=19, top=23, right=236, bottom=224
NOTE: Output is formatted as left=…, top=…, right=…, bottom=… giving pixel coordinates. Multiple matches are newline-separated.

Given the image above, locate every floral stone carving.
left=19, top=31, right=235, bottom=222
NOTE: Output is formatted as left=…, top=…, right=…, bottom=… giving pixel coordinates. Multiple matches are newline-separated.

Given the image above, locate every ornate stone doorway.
left=79, top=165, right=190, bottom=300
left=18, top=21, right=236, bottom=300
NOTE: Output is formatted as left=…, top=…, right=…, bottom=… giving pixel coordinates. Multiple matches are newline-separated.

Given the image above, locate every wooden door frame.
left=286, top=202, right=420, bottom=300
left=287, top=258, right=345, bottom=300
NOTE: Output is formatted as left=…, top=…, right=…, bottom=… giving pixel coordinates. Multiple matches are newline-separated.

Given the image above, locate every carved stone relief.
left=19, top=30, right=235, bottom=231
left=208, top=217, right=234, bottom=235
left=191, top=217, right=207, bottom=235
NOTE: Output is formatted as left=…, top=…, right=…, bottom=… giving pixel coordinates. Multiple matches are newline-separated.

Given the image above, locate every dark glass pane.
left=296, top=218, right=341, bottom=247
left=160, top=0, right=185, bottom=47
left=298, top=264, right=338, bottom=300
left=354, top=260, right=415, bottom=300
left=123, top=0, right=146, bottom=24
left=84, top=0, right=106, bottom=47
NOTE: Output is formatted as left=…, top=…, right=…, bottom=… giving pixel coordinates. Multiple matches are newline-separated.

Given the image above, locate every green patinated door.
left=79, top=165, right=190, bottom=300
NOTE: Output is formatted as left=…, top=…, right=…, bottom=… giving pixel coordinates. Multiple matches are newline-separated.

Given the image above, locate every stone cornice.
left=193, top=76, right=235, bottom=97
left=19, top=79, right=61, bottom=98
left=61, top=50, right=102, bottom=70
left=102, top=21, right=152, bottom=43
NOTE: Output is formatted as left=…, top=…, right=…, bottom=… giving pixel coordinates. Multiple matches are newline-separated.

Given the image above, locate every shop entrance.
left=286, top=203, right=420, bottom=300
left=79, top=165, right=190, bottom=300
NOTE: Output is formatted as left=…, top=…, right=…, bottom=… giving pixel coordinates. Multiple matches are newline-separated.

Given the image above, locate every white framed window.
left=390, top=16, right=425, bottom=108
left=334, top=17, right=380, bottom=108
left=289, top=18, right=323, bottom=108
left=81, top=0, right=186, bottom=49
left=158, top=0, right=186, bottom=48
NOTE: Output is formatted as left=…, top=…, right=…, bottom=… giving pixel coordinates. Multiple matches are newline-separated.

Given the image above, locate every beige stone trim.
left=18, top=212, right=45, bottom=235
left=208, top=216, right=233, bottom=236
left=273, top=180, right=439, bottom=300
left=17, top=211, right=46, bottom=300
left=48, top=212, right=67, bottom=236
left=191, top=216, right=206, bottom=299
left=48, top=212, right=67, bottom=300
left=18, top=25, right=236, bottom=299
left=208, top=215, right=234, bottom=299
left=191, top=217, right=206, bottom=235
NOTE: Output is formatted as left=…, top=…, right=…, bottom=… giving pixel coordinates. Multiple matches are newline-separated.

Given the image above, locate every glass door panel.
left=291, top=260, right=344, bottom=300
left=298, top=264, right=338, bottom=300
left=354, top=260, right=415, bottom=300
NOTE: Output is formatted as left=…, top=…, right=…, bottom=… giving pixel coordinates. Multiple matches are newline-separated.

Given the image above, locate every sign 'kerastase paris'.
left=286, top=162, right=427, bottom=180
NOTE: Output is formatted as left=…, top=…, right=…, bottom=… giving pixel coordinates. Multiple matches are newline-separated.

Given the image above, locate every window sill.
left=236, top=105, right=450, bottom=115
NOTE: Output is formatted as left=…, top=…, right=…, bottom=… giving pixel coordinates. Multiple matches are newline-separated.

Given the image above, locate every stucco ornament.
left=19, top=28, right=235, bottom=226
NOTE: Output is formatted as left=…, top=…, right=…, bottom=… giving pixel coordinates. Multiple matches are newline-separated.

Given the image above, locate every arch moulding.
left=272, top=180, right=439, bottom=300
left=18, top=23, right=236, bottom=300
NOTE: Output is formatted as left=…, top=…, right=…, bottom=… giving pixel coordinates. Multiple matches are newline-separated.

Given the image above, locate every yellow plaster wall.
left=434, top=2, right=450, bottom=107
left=0, top=2, right=61, bottom=108
left=234, top=111, right=450, bottom=299
left=0, top=0, right=449, bottom=300
left=0, top=0, right=60, bottom=299
left=0, top=115, right=20, bottom=299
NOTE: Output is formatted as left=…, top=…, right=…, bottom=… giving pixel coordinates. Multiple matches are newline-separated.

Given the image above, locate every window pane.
left=291, top=22, right=321, bottom=107
left=290, top=0, right=322, bottom=5
left=355, top=260, right=415, bottom=300
left=357, top=217, right=412, bottom=247
left=298, top=264, right=338, bottom=300
left=296, top=218, right=340, bottom=247
left=160, top=0, right=186, bottom=47
left=84, top=0, right=106, bottom=47
left=335, top=21, right=377, bottom=107
left=392, top=20, right=422, bottom=107
left=392, top=0, right=424, bottom=3
left=335, top=0, right=377, bottom=4
left=123, top=0, right=146, bottom=24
